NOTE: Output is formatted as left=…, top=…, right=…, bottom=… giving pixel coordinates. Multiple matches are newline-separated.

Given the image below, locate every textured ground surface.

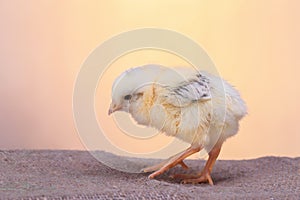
left=0, top=150, right=299, bottom=199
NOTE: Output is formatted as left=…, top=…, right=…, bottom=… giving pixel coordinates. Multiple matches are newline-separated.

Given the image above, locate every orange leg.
left=172, top=144, right=222, bottom=185
left=142, top=160, right=188, bottom=173
left=142, top=151, right=189, bottom=173
left=148, top=145, right=202, bottom=179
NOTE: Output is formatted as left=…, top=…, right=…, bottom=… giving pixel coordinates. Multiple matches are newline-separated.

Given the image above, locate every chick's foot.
left=142, top=160, right=188, bottom=173
left=181, top=171, right=214, bottom=185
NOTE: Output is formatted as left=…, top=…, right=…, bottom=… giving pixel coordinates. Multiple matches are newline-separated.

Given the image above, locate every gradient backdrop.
left=0, top=0, right=299, bottom=159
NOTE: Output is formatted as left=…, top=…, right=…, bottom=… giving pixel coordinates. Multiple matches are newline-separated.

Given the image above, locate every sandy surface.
left=0, top=150, right=299, bottom=199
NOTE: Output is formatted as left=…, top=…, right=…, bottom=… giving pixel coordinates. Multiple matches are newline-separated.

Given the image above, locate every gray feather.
left=164, top=73, right=211, bottom=107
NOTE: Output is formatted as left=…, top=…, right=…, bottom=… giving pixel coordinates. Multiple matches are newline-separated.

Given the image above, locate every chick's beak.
left=108, top=102, right=122, bottom=115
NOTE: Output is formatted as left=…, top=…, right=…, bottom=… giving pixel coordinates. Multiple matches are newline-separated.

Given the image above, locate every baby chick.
left=109, top=64, right=247, bottom=185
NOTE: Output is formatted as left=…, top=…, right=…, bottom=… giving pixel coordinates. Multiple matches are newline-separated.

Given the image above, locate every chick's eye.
left=124, top=94, right=132, bottom=100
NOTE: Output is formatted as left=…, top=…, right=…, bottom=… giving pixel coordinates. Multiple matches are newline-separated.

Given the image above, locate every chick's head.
left=108, top=66, right=162, bottom=115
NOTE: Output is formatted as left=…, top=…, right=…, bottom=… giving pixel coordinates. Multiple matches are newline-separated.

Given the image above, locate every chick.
left=108, top=64, right=247, bottom=185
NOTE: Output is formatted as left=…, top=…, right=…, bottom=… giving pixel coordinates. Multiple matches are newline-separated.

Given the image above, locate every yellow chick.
left=109, top=64, right=247, bottom=185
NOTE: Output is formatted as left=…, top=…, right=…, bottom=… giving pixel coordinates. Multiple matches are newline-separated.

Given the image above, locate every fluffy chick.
left=109, top=64, right=247, bottom=185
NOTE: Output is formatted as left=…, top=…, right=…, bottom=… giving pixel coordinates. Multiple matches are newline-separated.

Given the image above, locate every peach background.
left=0, top=1, right=299, bottom=159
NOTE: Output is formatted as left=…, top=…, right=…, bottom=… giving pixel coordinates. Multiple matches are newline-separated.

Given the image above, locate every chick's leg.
left=142, top=151, right=189, bottom=173
left=181, top=144, right=222, bottom=185
left=148, top=145, right=202, bottom=179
